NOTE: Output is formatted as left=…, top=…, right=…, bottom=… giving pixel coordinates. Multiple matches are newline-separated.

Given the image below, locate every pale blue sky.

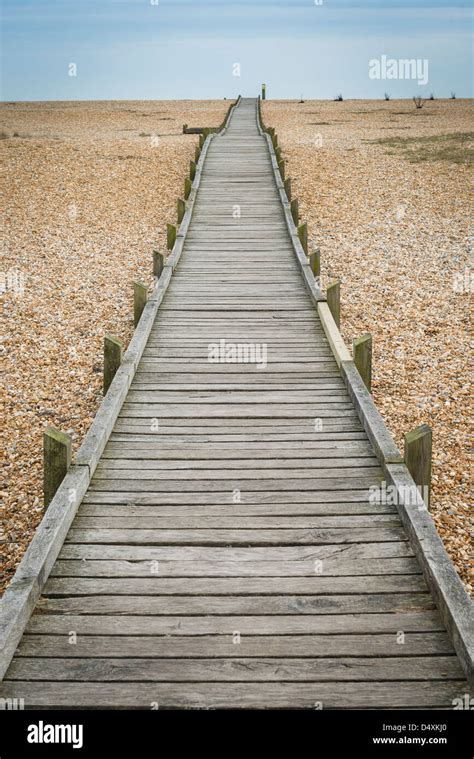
left=1, top=0, right=472, bottom=100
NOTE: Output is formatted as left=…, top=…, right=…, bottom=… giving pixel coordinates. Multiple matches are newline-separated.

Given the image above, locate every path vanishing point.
left=0, top=97, right=472, bottom=709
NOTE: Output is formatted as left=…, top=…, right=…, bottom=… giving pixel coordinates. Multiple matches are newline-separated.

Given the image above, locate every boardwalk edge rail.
left=255, top=101, right=324, bottom=308
left=0, top=97, right=242, bottom=681
left=256, top=97, right=473, bottom=685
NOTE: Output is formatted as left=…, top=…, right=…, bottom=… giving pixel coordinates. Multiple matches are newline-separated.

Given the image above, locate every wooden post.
left=297, top=222, right=308, bottom=254
left=327, top=280, right=341, bottom=328
left=268, top=127, right=275, bottom=140
left=275, top=146, right=282, bottom=163
left=189, top=160, right=196, bottom=181
left=133, top=281, right=148, bottom=328
left=278, top=160, right=285, bottom=180
left=153, top=250, right=164, bottom=279
left=262, top=84, right=266, bottom=100
left=184, top=178, right=192, bottom=200
left=405, top=424, right=432, bottom=509
left=290, top=199, right=299, bottom=225
left=177, top=198, right=186, bottom=224
left=103, top=333, right=123, bottom=395
left=272, top=133, right=278, bottom=149
left=167, top=223, right=177, bottom=250
left=353, top=333, right=372, bottom=391
left=194, top=145, right=201, bottom=163
left=284, top=178, right=292, bottom=201
left=43, top=427, right=72, bottom=508
left=199, top=134, right=205, bottom=149
left=309, top=248, right=320, bottom=278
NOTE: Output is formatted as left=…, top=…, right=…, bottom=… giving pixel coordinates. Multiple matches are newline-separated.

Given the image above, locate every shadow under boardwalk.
left=0, top=98, right=469, bottom=709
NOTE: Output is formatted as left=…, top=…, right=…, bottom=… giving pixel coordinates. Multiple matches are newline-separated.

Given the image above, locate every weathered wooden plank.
left=133, top=368, right=341, bottom=379
left=7, top=656, right=462, bottom=683
left=50, top=557, right=421, bottom=578
left=141, top=352, right=334, bottom=360
left=161, top=298, right=311, bottom=305
left=88, top=477, right=381, bottom=492
left=132, top=373, right=341, bottom=380
left=158, top=306, right=317, bottom=314
left=34, top=593, right=435, bottom=616
left=125, top=394, right=355, bottom=407
left=77, top=503, right=396, bottom=518
left=80, top=490, right=379, bottom=505
left=43, top=574, right=426, bottom=596
left=95, top=457, right=380, bottom=471
left=64, top=527, right=406, bottom=546
left=118, top=406, right=360, bottom=419
left=72, top=515, right=399, bottom=530
left=110, top=426, right=366, bottom=438
left=135, top=365, right=338, bottom=378
left=167, top=286, right=308, bottom=295
left=0, top=680, right=466, bottom=709
left=58, top=541, right=413, bottom=562
left=112, top=418, right=363, bottom=428
left=13, top=632, right=455, bottom=659
left=25, top=611, right=444, bottom=635
left=147, top=327, right=325, bottom=335
left=128, top=386, right=350, bottom=404
left=92, top=461, right=381, bottom=476
left=102, top=442, right=375, bottom=458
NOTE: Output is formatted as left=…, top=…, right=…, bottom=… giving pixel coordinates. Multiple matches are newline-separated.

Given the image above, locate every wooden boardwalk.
left=0, top=98, right=471, bottom=708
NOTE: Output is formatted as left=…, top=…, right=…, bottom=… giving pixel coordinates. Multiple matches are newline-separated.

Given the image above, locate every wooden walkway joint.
left=0, top=97, right=472, bottom=709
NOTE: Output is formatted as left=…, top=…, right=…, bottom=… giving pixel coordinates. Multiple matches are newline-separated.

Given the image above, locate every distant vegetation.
left=366, top=132, right=474, bottom=165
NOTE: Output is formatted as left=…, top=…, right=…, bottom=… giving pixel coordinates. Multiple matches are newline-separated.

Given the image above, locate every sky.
left=1, top=0, right=472, bottom=101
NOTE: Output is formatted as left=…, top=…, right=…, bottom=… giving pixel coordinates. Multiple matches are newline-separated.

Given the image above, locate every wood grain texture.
left=0, top=681, right=466, bottom=709
left=1, top=97, right=469, bottom=707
